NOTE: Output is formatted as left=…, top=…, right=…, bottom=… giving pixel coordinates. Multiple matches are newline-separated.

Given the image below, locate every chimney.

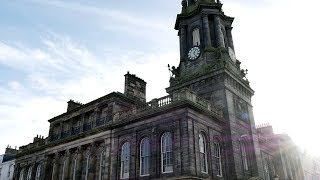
left=257, top=124, right=274, bottom=135
left=124, top=72, right=147, bottom=102
left=5, top=146, right=18, bottom=156
left=67, top=100, right=82, bottom=112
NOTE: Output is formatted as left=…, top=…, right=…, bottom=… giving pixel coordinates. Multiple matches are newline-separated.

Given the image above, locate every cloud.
left=0, top=32, right=179, bottom=153
left=27, top=0, right=171, bottom=32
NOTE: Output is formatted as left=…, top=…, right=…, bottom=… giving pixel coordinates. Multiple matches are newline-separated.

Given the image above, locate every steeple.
left=167, top=2, right=264, bottom=179
left=168, top=0, right=250, bottom=94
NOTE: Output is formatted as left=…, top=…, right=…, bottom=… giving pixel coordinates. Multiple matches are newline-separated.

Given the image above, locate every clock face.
left=228, top=47, right=237, bottom=63
left=188, top=46, right=201, bottom=61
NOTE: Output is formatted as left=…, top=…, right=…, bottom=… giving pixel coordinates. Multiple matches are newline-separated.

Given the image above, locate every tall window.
left=213, top=140, right=223, bottom=176
left=8, top=164, right=13, bottom=178
left=61, top=159, right=66, bottom=180
left=99, top=151, right=106, bottom=180
left=26, top=166, right=32, bottom=180
left=192, top=28, right=201, bottom=46
left=19, top=169, right=24, bottom=180
left=161, top=132, right=173, bottom=173
left=199, top=133, right=208, bottom=173
left=140, top=137, right=150, bottom=176
left=240, top=141, right=248, bottom=171
left=35, top=164, right=41, bottom=180
left=120, top=142, right=130, bottom=179
left=85, top=153, right=90, bottom=180
left=263, top=158, right=271, bottom=180
left=72, top=158, right=77, bottom=180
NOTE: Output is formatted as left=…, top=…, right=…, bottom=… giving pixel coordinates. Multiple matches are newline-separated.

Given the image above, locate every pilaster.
left=180, top=25, right=187, bottom=61
left=202, top=14, right=212, bottom=49
left=214, top=15, right=225, bottom=48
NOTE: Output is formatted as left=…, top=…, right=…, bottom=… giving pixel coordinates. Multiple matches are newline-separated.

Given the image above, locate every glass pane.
left=121, top=142, right=130, bottom=179
left=193, top=28, right=201, bottom=46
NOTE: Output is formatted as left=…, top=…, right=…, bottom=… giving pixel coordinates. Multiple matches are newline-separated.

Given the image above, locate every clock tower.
left=167, top=0, right=264, bottom=179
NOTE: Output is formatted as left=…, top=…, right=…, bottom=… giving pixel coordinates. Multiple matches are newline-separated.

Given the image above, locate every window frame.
left=120, top=142, right=130, bottom=179
left=199, top=133, right=208, bottom=173
left=213, top=139, right=223, bottom=177
left=85, top=153, right=90, bottom=180
left=72, top=157, right=77, bottom=180
left=26, top=166, right=32, bottom=180
left=161, top=132, right=173, bottom=174
left=140, top=137, right=151, bottom=177
left=35, top=164, right=41, bottom=180
left=61, top=159, right=67, bottom=180
left=192, top=27, right=201, bottom=46
left=19, top=168, right=24, bottom=180
left=99, top=150, right=106, bottom=180
left=7, top=164, right=13, bottom=178
left=240, top=140, right=249, bottom=171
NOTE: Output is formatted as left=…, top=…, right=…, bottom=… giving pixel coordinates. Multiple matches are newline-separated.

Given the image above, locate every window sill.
left=161, top=171, right=173, bottom=174
left=140, top=174, right=150, bottom=177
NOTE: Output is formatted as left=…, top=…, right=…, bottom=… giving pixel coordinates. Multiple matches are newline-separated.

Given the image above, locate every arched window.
left=213, top=139, right=223, bottom=176
left=192, top=28, right=201, bottom=46
left=19, top=168, right=24, bottom=180
left=85, top=153, right=91, bottom=180
left=161, top=132, right=173, bottom=173
left=120, top=142, right=130, bottom=179
left=240, top=141, right=248, bottom=171
left=140, top=137, right=150, bottom=176
left=199, top=133, right=208, bottom=173
left=26, top=166, right=32, bottom=180
left=35, top=164, right=41, bottom=180
left=99, top=150, right=106, bottom=180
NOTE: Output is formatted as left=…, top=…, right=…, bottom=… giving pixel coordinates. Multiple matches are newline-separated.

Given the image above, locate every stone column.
left=51, top=155, right=60, bottom=180
left=214, top=15, right=225, bottom=48
left=202, top=14, right=212, bottom=48
left=179, top=25, right=187, bottom=60
left=226, top=27, right=234, bottom=50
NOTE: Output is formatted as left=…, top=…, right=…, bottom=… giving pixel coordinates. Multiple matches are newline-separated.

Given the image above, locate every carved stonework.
left=234, top=96, right=249, bottom=121
left=226, top=74, right=252, bottom=99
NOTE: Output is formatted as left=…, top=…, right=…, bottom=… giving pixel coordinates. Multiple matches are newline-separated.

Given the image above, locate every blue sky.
left=1, top=0, right=320, bottom=156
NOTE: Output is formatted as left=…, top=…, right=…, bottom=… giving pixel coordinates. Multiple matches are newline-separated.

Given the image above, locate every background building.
left=257, top=125, right=304, bottom=180
left=12, top=0, right=304, bottom=180
left=300, top=152, right=320, bottom=180
left=0, top=146, right=17, bottom=180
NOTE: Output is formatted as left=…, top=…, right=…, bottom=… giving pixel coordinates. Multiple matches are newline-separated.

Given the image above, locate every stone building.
left=13, top=0, right=303, bottom=180
left=256, top=125, right=304, bottom=180
left=0, top=147, right=17, bottom=180
left=300, top=152, right=320, bottom=180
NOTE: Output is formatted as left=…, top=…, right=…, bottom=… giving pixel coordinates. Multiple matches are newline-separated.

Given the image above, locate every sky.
left=0, top=0, right=319, bottom=157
